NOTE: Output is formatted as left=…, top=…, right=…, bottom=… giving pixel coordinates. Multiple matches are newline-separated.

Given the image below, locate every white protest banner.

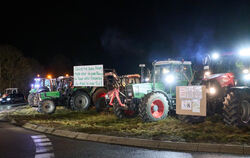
left=74, top=65, right=104, bottom=87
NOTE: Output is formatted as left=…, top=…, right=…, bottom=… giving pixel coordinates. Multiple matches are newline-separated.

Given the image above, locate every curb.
left=16, top=121, right=250, bottom=155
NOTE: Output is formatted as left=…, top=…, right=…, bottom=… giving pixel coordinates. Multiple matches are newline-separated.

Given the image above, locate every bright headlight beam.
left=243, top=69, right=249, bottom=74
left=244, top=74, right=250, bottom=81
left=212, top=53, right=220, bottom=60
left=239, top=48, right=250, bottom=56
left=165, top=75, right=174, bottom=83
left=209, top=87, right=216, bottom=94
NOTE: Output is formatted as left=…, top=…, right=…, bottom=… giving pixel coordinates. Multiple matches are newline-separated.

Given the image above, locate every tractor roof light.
left=212, top=52, right=220, bottom=60
left=239, top=48, right=250, bottom=56
left=162, top=68, right=170, bottom=74
left=47, top=75, right=52, bottom=79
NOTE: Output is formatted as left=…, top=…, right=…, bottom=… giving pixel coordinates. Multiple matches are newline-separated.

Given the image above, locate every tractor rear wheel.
left=70, top=91, right=90, bottom=111
left=92, top=88, right=107, bottom=107
left=113, top=101, right=138, bottom=119
left=223, top=91, right=250, bottom=127
left=139, top=92, right=169, bottom=122
left=38, top=100, right=56, bottom=114
left=95, top=97, right=107, bottom=112
left=28, top=93, right=34, bottom=107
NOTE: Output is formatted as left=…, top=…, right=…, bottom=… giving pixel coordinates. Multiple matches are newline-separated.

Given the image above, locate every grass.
left=8, top=105, right=250, bottom=144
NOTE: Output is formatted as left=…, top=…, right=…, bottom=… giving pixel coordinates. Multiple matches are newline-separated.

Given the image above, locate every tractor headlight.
left=165, top=74, right=175, bottom=84
left=145, top=77, right=150, bottom=82
left=204, top=71, right=211, bottom=78
left=243, top=74, right=250, bottom=81
left=7, top=98, right=11, bottom=101
left=0, top=98, right=2, bottom=101
left=243, top=69, right=249, bottom=74
left=208, top=87, right=216, bottom=95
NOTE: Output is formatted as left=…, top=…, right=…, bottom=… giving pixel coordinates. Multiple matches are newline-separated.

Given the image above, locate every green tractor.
left=28, top=77, right=56, bottom=107
left=112, top=60, right=194, bottom=121
left=37, top=76, right=92, bottom=114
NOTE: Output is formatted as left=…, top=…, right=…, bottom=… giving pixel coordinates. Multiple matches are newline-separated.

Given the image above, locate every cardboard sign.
left=176, top=86, right=206, bottom=116
left=74, top=65, right=104, bottom=87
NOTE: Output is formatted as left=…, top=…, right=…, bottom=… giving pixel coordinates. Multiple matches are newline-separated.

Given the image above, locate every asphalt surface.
left=0, top=103, right=27, bottom=112
left=0, top=121, right=249, bottom=158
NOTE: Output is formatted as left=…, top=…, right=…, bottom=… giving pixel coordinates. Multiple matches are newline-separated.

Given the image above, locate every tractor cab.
left=56, top=76, right=74, bottom=94
left=30, top=78, right=56, bottom=93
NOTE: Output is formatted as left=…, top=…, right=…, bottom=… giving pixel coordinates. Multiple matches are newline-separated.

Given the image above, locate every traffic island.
left=5, top=106, right=250, bottom=155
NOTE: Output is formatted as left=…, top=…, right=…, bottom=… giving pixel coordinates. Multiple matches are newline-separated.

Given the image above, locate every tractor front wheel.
left=70, top=91, right=91, bottom=111
left=139, top=92, right=169, bottom=122
left=38, top=100, right=56, bottom=114
left=28, top=94, right=34, bottom=107
left=223, top=91, right=250, bottom=127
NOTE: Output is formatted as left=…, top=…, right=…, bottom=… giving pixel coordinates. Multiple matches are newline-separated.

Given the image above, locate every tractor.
left=201, top=51, right=250, bottom=127
left=37, top=76, right=92, bottom=114
left=28, top=77, right=56, bottom=107
left=108, top=60, right=194, bottom=121
left=100, top=73, right=141, bottom=116
left=37, top=69, right=122, bottom=114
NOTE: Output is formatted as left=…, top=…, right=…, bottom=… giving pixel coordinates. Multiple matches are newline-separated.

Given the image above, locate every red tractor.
left=201, top=51, right=250, bottom=127
left=99, top=74, right=141, bottom=118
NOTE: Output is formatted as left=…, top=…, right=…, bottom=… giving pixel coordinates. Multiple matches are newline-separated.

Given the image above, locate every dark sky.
left=1, top=0, right=250, bottom=75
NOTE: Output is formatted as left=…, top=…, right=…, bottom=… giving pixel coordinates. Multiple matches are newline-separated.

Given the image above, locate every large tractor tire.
left=113, top=101, right=138, bottom=119
left=70, top=91, right=91, bottom=111
left=178, top=115, right=205, bottom=124
left=139, top=92, right=169, bottom=122
left=223, top=91, right=250, bottom=127
left=95, top=97, right=107, bottom=112
left=28, top=93, right=34, bottom=107
left=92, top=88, right=107, bottom=107
left=38, top=100, right=56, bottom=114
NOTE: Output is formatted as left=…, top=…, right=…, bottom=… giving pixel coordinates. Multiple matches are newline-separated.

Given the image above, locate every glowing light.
left=209, top=87, right=216, bottom=95
left=204, top=71, right=211, bottom=76
left=239, top=48, right=250, bottom=56
left=244, top=74, right=250, bottom=81
left=165, top=75, right=174, bottom=83
left=243, top=69, right=249, bottom=74
left=65, top=74, right=69, bottom=77
left=212, top=53, right=220, bottom=60
left=37, top=74, right=40, bottom=77
left=162, top=68, right=170, bottom=74
left=145, top=77, right=150, bottom=82
left=47, top=75, right=52, bottom=79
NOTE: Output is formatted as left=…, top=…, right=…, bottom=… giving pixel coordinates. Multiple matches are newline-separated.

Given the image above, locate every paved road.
left=0, top=121, right=248, bottom=158
left=0, top=103, right=27, bottom=112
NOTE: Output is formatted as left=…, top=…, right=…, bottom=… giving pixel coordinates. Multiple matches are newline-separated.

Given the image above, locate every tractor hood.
left=203, top=73, right=235, bottom=88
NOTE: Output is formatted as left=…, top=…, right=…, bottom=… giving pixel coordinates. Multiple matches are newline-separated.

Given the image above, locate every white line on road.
left=34, top=153, right=55, bottom=158
left=31, top=135, right=55, bottom=158
left=33, top=138, right=50, bottom=143
left=31, top=135, right=47, bottom=139
left=36, top=142, right=52, bottom=147
left=36, top=146, right=54, bottom=153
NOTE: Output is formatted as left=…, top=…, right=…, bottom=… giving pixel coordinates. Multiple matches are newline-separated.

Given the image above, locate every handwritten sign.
left=74, top=65, right=104, bottom=87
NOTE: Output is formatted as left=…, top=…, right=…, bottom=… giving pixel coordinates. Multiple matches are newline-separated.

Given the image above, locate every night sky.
left=1, top=0, right=250, bottom=75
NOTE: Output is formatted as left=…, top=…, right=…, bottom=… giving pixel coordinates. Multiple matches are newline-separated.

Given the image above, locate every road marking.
left=33, top=138, right=50, bottom=143
left=31, top=135, right=47, bottom=139
left=36, top=142, right=52, bottom=147
left=34, top=153, right=55, bottom=158
left=36, top=146, right=54, bottom=153
left=31, top=135, right=55, bottom=158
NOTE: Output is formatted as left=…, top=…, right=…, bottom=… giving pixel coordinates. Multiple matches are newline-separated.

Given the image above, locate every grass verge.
left=8, top=105, right=250, bottom=144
